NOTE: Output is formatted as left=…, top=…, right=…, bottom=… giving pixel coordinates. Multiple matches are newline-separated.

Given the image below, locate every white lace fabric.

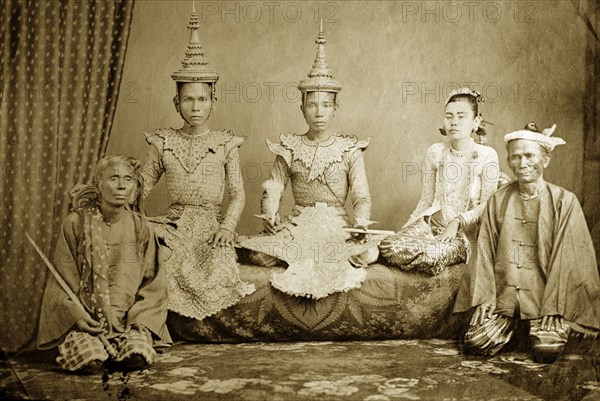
left=242, top=203, right=382, bottom=299
left=407, top=139, right=500, bottom=236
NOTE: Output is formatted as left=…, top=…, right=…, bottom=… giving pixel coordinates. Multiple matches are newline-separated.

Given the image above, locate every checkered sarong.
left=57, top=328, right=156, bottom=372
left=57, top=331, right=109, bottom=371
left=111, top=327, right=156, bottom=363
left=464, top=315, right=570, bottom=357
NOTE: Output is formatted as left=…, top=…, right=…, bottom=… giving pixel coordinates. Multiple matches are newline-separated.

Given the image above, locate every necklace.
left=519, top=179, right=544, bottom=201
left=519, top=191, right=541, bottom=226
left=302, top=133, right=335, bottom=147
left=103, top=212, right=123, bottom=227
left=104, top=218, right=120, bottom=227
left=441, top=144, right=476, bottom=218
left=177, top=128, right=211, bottom=138
left=449, top=139, right=478, bottom=159
left=519, top=192, right=539, bottom=201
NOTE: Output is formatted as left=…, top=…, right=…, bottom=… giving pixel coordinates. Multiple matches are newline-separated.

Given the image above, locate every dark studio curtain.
left=0, top=0, right=135, bottom=352
left=575, top=0, right=600, bottom=266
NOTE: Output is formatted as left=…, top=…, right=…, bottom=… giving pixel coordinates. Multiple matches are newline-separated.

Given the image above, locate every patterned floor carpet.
left=2, top=338, right=600, bottom=401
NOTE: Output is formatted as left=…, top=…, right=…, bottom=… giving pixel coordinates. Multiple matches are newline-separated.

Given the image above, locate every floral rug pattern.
left=2, top=339, right=599, bottom=401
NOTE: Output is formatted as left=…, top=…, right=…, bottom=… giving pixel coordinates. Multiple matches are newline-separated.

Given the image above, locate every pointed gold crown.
left=171, top=6, right=219, bottom=83
left=297, top=21, right=342, bottom=94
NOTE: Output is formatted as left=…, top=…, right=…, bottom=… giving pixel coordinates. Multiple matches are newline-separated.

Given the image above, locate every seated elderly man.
left=37, top=156, right=171, bottom=374
left=454, top=122, right=600, bottom=362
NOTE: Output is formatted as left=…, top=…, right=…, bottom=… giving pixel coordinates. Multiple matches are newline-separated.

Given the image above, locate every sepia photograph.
left=1, top=0, right=599, bottom=400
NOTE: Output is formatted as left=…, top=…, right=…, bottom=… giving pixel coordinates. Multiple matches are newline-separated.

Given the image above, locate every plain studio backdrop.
left=107, top=0, right=592, bottom=235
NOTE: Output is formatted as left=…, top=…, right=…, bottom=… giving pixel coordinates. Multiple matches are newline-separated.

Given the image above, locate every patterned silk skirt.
left=238, top=203, right=383, bottom=299
left=379, top=218, right=468, bottom=275
left=151, top=204, right=255, bottom=320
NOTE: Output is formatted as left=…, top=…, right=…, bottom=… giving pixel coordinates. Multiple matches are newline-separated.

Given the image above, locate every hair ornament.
left=446, top=87, right=484, bottom=104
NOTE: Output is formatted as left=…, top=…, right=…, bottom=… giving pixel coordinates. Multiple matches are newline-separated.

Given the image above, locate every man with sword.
left=35, top=155, right=171, bottom=374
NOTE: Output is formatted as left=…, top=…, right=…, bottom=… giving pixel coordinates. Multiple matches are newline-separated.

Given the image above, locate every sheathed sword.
left=25, top=233, right=118, bottom=357
left=343, top=228, right=396, bottom=236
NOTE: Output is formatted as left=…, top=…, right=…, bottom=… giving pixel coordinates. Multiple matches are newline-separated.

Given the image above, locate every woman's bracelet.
left=455, top=216, right=466, bottom=230
left=218, top=226, right=238, bottom=241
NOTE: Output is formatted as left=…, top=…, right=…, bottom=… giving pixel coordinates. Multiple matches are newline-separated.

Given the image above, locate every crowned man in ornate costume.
left=141, top=8, right=254, bottom=322
left=454, top=122, right=600, bottom=362
left=239, top=23, right=381, bottom=299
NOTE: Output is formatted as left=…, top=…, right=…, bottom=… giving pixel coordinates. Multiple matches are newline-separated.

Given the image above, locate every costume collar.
left=301, top=134, right=337, bottom=147
left=281, top=133, right=359, bottom=181
left=157, top=128, right=234, bottom=173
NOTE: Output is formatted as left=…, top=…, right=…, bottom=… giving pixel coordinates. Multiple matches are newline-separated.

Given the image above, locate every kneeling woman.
left=379, top=88, right=500, bottom=275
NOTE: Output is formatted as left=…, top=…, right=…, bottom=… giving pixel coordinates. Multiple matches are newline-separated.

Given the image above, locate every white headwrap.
left=504, top=124, right=566, bottom=152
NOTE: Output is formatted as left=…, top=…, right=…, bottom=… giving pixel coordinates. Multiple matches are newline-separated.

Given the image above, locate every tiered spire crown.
left=171, top=5, right=219, bottom=83
left=297, top=20, right=342, bottom=93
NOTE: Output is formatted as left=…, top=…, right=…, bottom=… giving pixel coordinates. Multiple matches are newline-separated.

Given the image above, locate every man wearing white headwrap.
left=503, top=122, right=566, bottom=152
left=454, top=122, right=600, bottom=362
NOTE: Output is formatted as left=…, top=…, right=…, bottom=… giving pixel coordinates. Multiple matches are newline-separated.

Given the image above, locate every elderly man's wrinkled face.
left=508, top=139, right=550, bottom=184
left=97, top=162, right=137, bottom=207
